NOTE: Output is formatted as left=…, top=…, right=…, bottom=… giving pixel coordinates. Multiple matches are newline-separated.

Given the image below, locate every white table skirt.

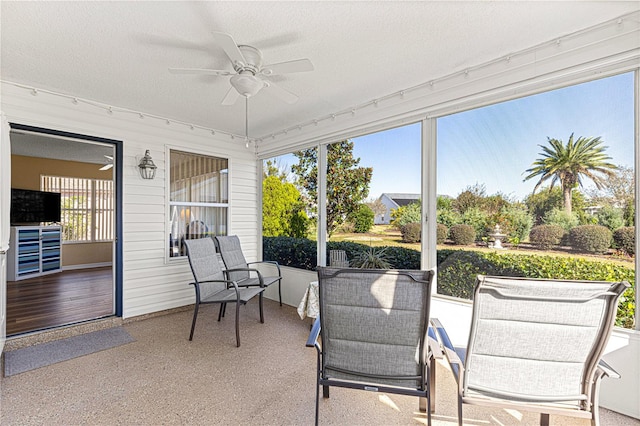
left=297, top=280, right=319, bottom=319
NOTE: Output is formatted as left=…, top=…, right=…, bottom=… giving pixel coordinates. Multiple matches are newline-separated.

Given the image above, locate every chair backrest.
left=317, top=267, right=434, bottom=389
left=186, top=220, right=208, bottom=239
left=184, top=238, right=227, bottom=299
left=329, top=250, right=349, bottom=267
left=463, top=275, right=629, bottom=402
left=214, top=235, right=249, bottom=282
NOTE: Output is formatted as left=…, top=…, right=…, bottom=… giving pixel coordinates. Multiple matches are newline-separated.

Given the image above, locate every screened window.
left=41, top=176, right=114, bottom=242
left=169, top=150, right=228, bottom=258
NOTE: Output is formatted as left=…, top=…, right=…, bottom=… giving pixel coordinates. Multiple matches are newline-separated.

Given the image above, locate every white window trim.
left=165, top=145, right=230, bottom=263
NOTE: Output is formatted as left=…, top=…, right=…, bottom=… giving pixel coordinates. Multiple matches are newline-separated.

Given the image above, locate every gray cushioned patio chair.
left=307, top=267, right=437, bottom=426
left=184, top=238, right=265, bottom=347
left=214, top=235, right=283, bottom=306
left=431, top=275, right=630, bottom=426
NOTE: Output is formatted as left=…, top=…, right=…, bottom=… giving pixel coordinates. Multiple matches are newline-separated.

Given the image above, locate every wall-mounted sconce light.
left=138, top=150, right=157, bottom=180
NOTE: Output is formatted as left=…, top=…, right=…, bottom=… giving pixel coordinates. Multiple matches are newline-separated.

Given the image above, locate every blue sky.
left=271, top=72, right=634, bottom=202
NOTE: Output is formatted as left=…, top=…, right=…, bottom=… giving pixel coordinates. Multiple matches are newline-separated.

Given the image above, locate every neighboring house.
left=375, top=193, right=420, bottom=224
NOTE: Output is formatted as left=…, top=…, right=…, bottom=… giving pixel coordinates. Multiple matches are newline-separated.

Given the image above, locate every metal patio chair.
left=184, top=238, right=265, bottom=347
left=214, top=235, right=283, bottom=306
left=307, top=267, right=437, bottom=426
left=431, top=275, right=630, bottom=426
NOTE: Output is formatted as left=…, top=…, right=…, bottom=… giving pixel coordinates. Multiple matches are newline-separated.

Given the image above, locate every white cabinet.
left=7, top=225, right=62, bottom=281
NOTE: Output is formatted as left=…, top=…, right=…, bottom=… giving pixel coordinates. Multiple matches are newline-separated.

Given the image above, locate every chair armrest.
left=190, top=279, right=236, bottom=286
left=247, top=260, right=282, bottom=275
left=430, top=318, right=464, bottom=381
left=428, top=326, right=443, bottom=360
left=223, top=267, right=266, bottom=286
left=194, top=278, right=241, bottom=289
left=597, top=359, right=621, bottom=379
left=306, top=317, right=321, bottom=348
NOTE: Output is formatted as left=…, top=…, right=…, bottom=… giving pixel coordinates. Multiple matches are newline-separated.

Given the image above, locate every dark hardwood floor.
left=6, top=267, right=113, bottom=336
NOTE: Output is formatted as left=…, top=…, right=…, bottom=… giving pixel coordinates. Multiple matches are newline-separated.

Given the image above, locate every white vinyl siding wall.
left=1, top=82, right=260, bottom=319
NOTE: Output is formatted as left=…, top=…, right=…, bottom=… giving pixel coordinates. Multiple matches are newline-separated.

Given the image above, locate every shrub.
left=500, top=204, right=533, bottom=241
left=351, top=247, right=392, bottom=269
left=436, top=207, right=461, bottom=228
left=380, top=245, right=421, bottom=269
left=263, top=236, right=318, bottom=270
left=264, top=236, right=423, bottom=271
left=349, top=204, right=374, bottom=233
left=436, top=223, right=448, bottom=244
left=449, top=224, right=476, bottom=245
left=596, top=205, right=625, bottom=231
left=262, top=176, right=309, bottom=238
left=436, top=249, right=635, bottom=328
left=569, top=225, right=612, bottom=254
left=390, top=202, right=421, bottom=229
left=437, top=250, right=517, bottom=299
left=461, top=207, right=488, bottom=240
left=543, top=208, right=579, bottom=233
left=613, top=226, right=635, bottom=256
left=623, top=200, right=635, bottom=227
left=529, top=224, right=564, bottom=249
left=401, top=222, right=421, bottom=243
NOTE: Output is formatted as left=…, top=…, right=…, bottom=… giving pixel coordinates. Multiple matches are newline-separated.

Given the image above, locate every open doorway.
left=6, top=125, right=122, bottom=336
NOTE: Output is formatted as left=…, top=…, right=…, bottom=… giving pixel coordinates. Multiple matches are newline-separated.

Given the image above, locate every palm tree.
left=524, top=134, right=617, bottom=215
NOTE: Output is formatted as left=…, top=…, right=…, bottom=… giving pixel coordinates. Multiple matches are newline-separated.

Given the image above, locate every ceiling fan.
left=99, top=155, right=113, bottom=171
left=169, top=31, right=314, bottom=105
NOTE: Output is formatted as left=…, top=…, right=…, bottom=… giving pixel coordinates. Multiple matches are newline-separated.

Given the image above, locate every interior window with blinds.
left=169, top=149, right=228, bottom=258
left=41, top=176, right=114, bottom=242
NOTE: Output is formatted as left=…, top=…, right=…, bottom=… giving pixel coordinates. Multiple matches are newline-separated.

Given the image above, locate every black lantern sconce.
left=138, top=150, right=157, bottom=180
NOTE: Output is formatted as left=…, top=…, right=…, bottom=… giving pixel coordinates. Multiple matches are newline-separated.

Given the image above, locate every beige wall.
left=11, top=154, right=113, bottom=267
left=11, top=154, right=112, bottom=188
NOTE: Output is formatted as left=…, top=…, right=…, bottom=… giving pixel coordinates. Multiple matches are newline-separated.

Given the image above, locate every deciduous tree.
left=292, top=140, right=372, bottom=236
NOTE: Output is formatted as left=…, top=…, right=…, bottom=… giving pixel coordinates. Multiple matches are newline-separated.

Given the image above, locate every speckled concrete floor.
left=1, top=300, right=638, bottom=425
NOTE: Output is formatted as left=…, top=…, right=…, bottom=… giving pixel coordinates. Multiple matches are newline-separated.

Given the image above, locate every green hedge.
left=263, top=237, right=421, bottom=270
left=264, top=237, right=635, bottom=328
left=437, top=249, right=635, bottom=328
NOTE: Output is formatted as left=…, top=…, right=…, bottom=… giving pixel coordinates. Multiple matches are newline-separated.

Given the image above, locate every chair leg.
left=235, top=302, right=241, bottom=347
left=590, top=374, right=603, bottom=426
left=259, top=292, right=264, bottom=323
left=315, top=353, right=321, bottom=426
left=540, top=413, right=550, bottom=426
left=278, top=279, right=282, bottom=307
left=218, top=303, right=224, bottom=321
left=457, top=396, right=463, bottom=426
left=189, top=302, right=200, bottom=341
left=429, top=357, right=436, bottom=413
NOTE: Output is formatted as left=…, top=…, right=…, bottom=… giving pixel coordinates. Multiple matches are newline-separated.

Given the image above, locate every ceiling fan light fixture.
left=230, top=72, right=264, bottom=98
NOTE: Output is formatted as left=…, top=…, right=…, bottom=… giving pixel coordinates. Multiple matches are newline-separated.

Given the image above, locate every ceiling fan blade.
left=264, top=81, right=299, bottom=104
left=261, top=58, right=314, bottom=76
left=212, top=31, right=246, bottom=66
left=169, top=67, right=234, bottom=76
left=221, top=86, right=241, bottom=106
left=99, top=163, right=113, bottom=171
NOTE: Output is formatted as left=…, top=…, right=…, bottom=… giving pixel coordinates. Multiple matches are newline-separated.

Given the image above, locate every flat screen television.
left=10, top=188, right=61, bottom=225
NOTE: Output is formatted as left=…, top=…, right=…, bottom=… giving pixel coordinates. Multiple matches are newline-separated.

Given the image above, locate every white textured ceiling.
left=1, top=1, right=638, bottom=142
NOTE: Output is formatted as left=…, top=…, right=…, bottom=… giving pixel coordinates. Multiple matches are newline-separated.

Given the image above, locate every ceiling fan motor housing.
left=235, top=45, right=262, bottom=73
left=229, top=45, right=265, bottom=97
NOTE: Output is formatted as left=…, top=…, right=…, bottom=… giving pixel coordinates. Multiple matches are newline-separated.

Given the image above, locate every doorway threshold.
left=4, top=316, right=122, bottom=352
